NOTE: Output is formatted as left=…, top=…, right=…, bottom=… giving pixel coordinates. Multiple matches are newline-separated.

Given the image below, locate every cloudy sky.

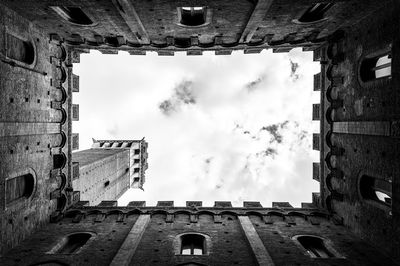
left=73, top=48, right=320, bottom=208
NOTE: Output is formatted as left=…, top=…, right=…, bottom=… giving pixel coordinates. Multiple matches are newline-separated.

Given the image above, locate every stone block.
left=72, top=74, right=79, bottom=92
left=272, top=202, right=293, bottom=208
left=72, top=133, right=79, bottom=150
left=156, top=201, right=174, bottom=207
left=127, top=201, right=146, bottom=207
left=313, top=162, right=320, bottom=182
left=97, top=201, right=118, bottom=207
left=72, top=104, right=79, bottom=121
left=314, top=73, right=321, bottom=91
left=243, top=201, right=263, bottom=208
left=312, top=104, right=320, bottom=121
left=186, top=201, right=202, bottom=207
left=214, top=201, right=232, bottom=208
left=313, top=133, right=320, bottom=150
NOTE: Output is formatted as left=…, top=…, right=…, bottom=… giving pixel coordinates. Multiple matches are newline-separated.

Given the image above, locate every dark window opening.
left=105, top=36, right=120, bottom=47
left=297, top=236, right=334, bottom=258
left=181, top=234, right=205, bottom=255
left=360, top=175, right=392, bottom=206
left=51, top=6, right=93, bottom=25
left=134, top=149, right=140, bottom=155
left=134, top=177, right=140, bottom=182
left=180, top=7, right=207, bottom=26
left=360, top=54, right=391, bottom=81
left=298, top=3, right=333, bottom=23
left=134, top=159, right=140, bottom=164
left=53, top=154, right=67, bottom=169
left=104, top=181, right=110, bottom=187
left=134, top=168, right=140, bottom=173
left=6, top=34, right=35, bottom=64
left=6, top=173, right=34, bottom=204
left=56, top=233, right=92, bottom=254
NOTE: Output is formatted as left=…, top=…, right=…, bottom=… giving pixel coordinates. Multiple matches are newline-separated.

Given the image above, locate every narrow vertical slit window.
left=299, top=3, right=334, bottom=23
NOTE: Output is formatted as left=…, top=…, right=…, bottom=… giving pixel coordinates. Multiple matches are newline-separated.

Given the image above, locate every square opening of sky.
left=73, top=49, right=320, bottom=207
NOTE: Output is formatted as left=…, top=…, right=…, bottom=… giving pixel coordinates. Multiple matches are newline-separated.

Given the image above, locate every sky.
left=73, top=48, right=320, bottom=208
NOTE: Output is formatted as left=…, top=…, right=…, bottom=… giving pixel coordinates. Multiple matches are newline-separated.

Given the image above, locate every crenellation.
left=0, top=0, right=399, bottom=264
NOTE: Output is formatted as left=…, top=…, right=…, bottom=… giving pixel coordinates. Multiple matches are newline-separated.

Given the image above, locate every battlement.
left=58, top=199, right=340, bottom=226
left=76, top=200, right=320, bottom=210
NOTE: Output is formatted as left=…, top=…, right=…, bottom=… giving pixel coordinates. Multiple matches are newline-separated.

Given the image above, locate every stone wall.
left=0, top=203, right=397, bottom=266
left=0, top=3, right=74, bottom=254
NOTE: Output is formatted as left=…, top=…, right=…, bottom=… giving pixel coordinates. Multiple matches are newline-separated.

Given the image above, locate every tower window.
left=360, top=54, right=391, bottom=81
left=181, top=234, right=205, bottom=255
left=179, top=7, right=207, bottom=26
left=134, top=177, right=140, bottom=182
left=6, top=173, right=35, bottom=205
left=51, top=6, right=93, bottom=25
left=298, top=3, right=333, bottom=23
left=134, top=159, right=140, bottom=164
left=134, top=149, right=140, bottom=155
left=104, top=180, right=110, bottom=187
left=360, top=175, right=392, bottom=206
left=53, top=153, right=67, bottom=169
left=296, top=236, right=334, bottom=258
left=6, top=34, right=35, bottom=65
left=53, top=233, right=92, bottom=254
left=134, top=168, right=140, bottom=173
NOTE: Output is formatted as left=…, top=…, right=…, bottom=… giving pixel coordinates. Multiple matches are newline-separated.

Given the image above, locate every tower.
left=72, top=139, right=148, bottom=205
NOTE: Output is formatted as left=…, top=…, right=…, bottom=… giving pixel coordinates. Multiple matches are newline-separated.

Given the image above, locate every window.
left=296, top=236, right=334, bottom=258
left=360, top=175, right=392, bottom=206
left=134, top=159, right=140, bottom=164
left=134, top=149, right=140, bottom=155
left=180, top=7, right=207, bottom=26
left=51, top=6, right=93, bottom=25
left=134, top=168, right=140, bottom=173
left=360, top=53, right=391, bottom=81
left=104, top=180, right=110, bottom=187
left=53, top=153, right=66, bottom=169
left=5, top=174, right=35, bottom=204
left=6, top=33, right=35, bottom=65
left=134, top=177, right=140, bottom=182
left=181, top=234, right=205, bottom=255
left=298, top=3, right=333, bottom=23
left=52, top=233, right=92, bottom=254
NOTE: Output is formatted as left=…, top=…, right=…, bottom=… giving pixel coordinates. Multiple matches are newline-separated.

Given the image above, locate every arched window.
left=5, top=173, right=35, bottom=205
left=179, top=7, right=207, bottom=26
left=360, top=53, right=391, bottom=81
left=181, top=234, right=206, bottom=255
left=295, top=236, right=335, bottom=258
left=51, top=233, right=92, bottom=254
left=6, top=34, right=35, bottom=65
left=51, top=6, right=93, bottom=25
left=360, top=175, right=392, bottom=206
left=298, top=3, right=334, bottom=23
left=53, top=153, right=66, bottom=169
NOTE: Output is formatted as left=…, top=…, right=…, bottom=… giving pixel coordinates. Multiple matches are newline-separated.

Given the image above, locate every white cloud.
left=73, top=48, right=320, bottom=208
